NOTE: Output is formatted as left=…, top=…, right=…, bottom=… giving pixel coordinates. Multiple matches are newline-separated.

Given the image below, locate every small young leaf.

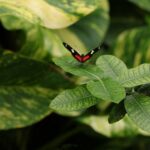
left=53, top=56, right=104, bottom=80
left=119, top=64, right=150, bottom=87
left=108, top=101, right=126, bottom=123
left=50, top=86, right=100, bottom=112
left=125, top=93, right=150, bottom=132
left=96, top=55, right=128, bottom=80
left=87, top=78, right=125, bottom=103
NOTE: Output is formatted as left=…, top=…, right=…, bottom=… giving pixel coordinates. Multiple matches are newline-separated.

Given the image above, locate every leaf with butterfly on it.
left=53, top=56, right=104, bottom=80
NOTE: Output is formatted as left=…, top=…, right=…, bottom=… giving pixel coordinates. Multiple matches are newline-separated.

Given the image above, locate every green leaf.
left=57, top=1, right=109, bottom=52
left=0, top=87, right=55, bottom=130
left=50, top=86, right=100, bottom=112
left=112, top=27, right=150, bottom=67
left=53, top=56, right=104, bottom=80
left=0, top=1, right=40, bottom=24
left=20, top=26, right=46, bottom=59
left=0, top=51, right=73, bottom=129
left=129, top=0, right=150, bottom=12
left=119, top=64, right=150, bottom=88
left=125, top=93, right=150, bottom=132
left=1, top=15, right=30, bottom=30
left=0, top=0, right=102, bottom=29
left=20, top=27, right=63, bottom=60
left=96, top=55, right=128, bottom=80
left=108, top=101, right=126, bottom=123
left=87, top=78, right=125, bottom=103
left=0, top=51, right=71, bottom=89
left=46, top=0, right=102, bottom=16
left=0, top=16, right=67, bottom=59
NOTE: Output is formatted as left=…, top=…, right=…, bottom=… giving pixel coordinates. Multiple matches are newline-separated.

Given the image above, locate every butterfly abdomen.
left=74, top=54, right=82, bottom=62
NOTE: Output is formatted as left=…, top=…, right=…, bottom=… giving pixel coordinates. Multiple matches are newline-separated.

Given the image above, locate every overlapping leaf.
left=108, top=101, right=126, bottom=123
left=87, top=78, right=125, bottom=103
left=53, top=56, right=104, bottom=80
left=96, top=55, right=128, bottom=80
left=125, top=93, right=150, bottom=132
left=50, top=86, right=100, bottom=112
left=119, top=64, right=150, bottom=87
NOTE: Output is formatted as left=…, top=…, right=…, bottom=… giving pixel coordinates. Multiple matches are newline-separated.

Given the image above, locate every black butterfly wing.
left=82, top=45, right=101, bottom=62
left=63, top=42, right=82, bottom=62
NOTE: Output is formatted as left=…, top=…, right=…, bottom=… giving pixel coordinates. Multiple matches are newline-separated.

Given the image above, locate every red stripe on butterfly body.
left=74, top=54, right=82, bottom=62
left=82, top=55, right=90, bottom=62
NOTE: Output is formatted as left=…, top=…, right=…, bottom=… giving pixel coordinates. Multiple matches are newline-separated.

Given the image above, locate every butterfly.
left=63, top=42, right=101, bottom=63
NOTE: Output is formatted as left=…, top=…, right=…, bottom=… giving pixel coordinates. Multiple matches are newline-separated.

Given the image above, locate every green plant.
left=52, top=54, right=150, bottom=133
left=0, top=0, right=150, bottom=149
left=0, top=0, right=109, bottom=130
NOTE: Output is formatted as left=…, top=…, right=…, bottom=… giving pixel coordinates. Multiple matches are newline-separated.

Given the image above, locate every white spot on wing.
left=90, top=50, right=94, bottom=54
left=71, top=49, right=75, bottom=53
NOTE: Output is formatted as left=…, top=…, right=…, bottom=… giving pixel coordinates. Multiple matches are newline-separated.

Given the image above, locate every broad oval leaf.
left=87, top=78, right=125, bottom=103
left=125, top=93, right=150, bottom=132
left=96, top=55, right=128, bottom=80
left=119, top=64, right=150, bottom=88
left=50, top=86, right=100, bottom=112
left=0, top=51, right=72, bottom=129
left=0, top=0, right=102, bottom=29
left=53, top=56, right=104, bottom=80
